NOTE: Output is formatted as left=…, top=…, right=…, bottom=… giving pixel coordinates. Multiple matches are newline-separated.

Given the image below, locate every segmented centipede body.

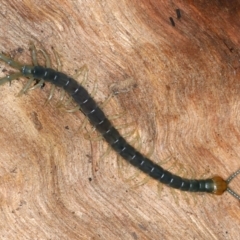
left=0, top=45, right=239, bottom=199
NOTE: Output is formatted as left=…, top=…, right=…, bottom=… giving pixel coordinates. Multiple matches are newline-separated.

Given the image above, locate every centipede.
left=0, top=43, right=239, bottom=200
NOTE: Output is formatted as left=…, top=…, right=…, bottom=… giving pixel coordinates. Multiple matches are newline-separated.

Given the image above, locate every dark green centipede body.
left=2, top=49, right=238, bottom=199
left=29, top=66, right=227, bottom=194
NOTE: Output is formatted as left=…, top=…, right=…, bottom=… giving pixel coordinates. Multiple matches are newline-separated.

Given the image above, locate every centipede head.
left=211, top=176, right=227, bottom=195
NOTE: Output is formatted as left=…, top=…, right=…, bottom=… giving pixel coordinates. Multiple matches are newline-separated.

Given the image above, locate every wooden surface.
left=0, top=0, right=240, bottom=239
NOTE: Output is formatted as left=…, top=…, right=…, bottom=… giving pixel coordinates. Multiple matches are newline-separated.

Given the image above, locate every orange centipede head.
left=211, top=176, right=228, bottom=195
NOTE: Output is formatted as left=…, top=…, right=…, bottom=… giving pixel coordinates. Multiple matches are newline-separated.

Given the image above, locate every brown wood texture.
left=0, top=0, right=240, bottom=239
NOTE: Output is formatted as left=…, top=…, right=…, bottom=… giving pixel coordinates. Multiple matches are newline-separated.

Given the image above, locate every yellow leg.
left=29, top=47, right=51, bottom=90
left=0, top=72, right=23, bottom=85
left=45, top=47, right=61, bottom=104
left=18, top=43, right=42, bottom=95
left=0, top=53, right=23, bottom=70
left=17, top=77, right=35, bottom=96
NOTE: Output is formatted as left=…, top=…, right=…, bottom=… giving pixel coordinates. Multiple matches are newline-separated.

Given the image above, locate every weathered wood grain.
left=0, top=0, right=239, bottom=239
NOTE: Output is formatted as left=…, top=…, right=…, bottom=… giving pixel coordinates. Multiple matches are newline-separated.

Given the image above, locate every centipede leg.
left=99, top=145, right=112, bottom=161
left=189, top=166, right=198, bottom=205
left=127, top=142, right=151, bottom=189
left=57, top=65, right=89, bottom=110
left=99, top=124, right=138, bottom=175
left=122, top=130, right=142, bottom=180
left=77, top=117, right=91, bottom=134
left=61, top=95, right=74, bottom=108
left=108, top=112, right=126, bottom=121
left=156, top=156, right=173, bottom=197
left=18, top=43, right=41, bottom=95
left=100, top=93, right=113, bottom=109
left=157, top=181, right=164, bottom=196
left=56, top=89, right=66, bottom=108
left=169, top=163, right=185, bottom=206
left=130, top=176, right=151, bottom=189
left=116, top=155, right=124, bottom=178
left=73, top=64, right=88, bottom=83
left=60, top=65, right=89, bottom=109
left=29, top=42, right=38, bottom=66
left=65, top=105, right=80, bottom=113
left=115, top=123, right=139, bottom=178
left=116, top=128, right=139, bottom=178
left=44, top=85, right=56, bottom=105
left=155, top=155, right=183, bottom=203
left=63, top=74, right=97, bottom=112
left=91, top=118, right=137, bottom=175
left=45, top=47, right=61, bottom=104
left=175, top=163, right=190, bottom=204
left=128, top=141, right=155, bottom=188
left=17, top=77, right=35, bottom=96
left=82, top=131, right=102, bottom=141
left=0, top=53, right=23, bottom=70
left=0, top=72, right=23, bottom=85
left=29, top=47, right=50, bottom=90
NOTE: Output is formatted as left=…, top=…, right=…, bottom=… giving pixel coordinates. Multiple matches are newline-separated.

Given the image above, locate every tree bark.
left=0, top=0, right=239, bottom=239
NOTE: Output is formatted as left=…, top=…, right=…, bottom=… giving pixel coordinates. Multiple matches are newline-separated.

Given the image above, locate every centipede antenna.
left=226, top=169, right=240, bottom=200
left=227, top=187, right=240, bottom=200
left=226, top=168, right=240, bottom=183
